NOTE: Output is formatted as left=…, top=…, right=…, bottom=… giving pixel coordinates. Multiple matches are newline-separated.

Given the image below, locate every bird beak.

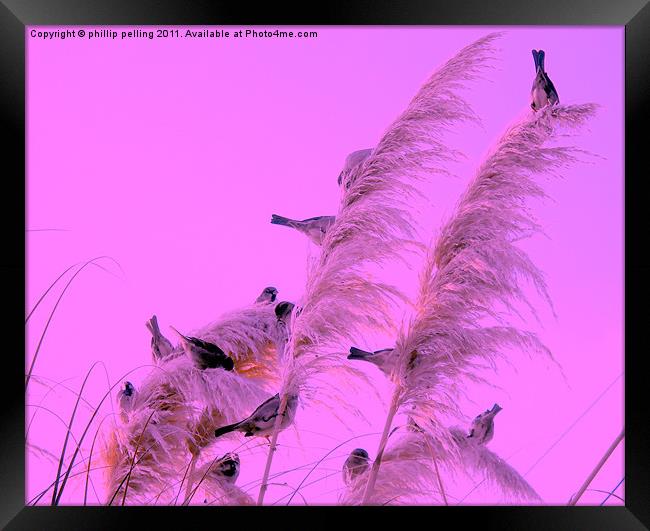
left=169, top=325, right=188, bottom=344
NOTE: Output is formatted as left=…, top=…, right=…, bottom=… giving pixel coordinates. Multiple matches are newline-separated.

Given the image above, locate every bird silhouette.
left=270, top=214, right=336, bottom=246
left=117, top=381, right=137, bottom=423
left=214, top=393, right=298, bottom=440
left=531, top=49, right=559, bottom=111
left=145, top=315, right=176, bottom=363
left=170, top=326, right=234, bottom=371
left=347, top=346, right=397, bottom=377
left=209, top=452, right=241, bottom=484
left=467, top=403, right=503, bottom=445
left=256, top=286, right=278, bottom=304
left=337, top=148, right=374, bottom=188
left=343, top=448, right=371, bottom=485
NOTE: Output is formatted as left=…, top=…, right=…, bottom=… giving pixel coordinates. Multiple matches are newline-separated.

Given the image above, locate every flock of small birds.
left=115, top=49, right=558, bottom=493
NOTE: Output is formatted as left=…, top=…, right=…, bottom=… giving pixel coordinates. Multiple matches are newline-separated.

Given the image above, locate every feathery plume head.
left=449, top=427, right=542, bottom=502
left=282, top=33, right=505, bottom=410
left=391, top=103, right=597, bottom=426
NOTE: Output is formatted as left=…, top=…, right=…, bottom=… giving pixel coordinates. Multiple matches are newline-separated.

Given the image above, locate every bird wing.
left=483, top=421, right=494, bottom=443
left=250, top=394, right=280, bottom=417
left=261, top=411, right=279, bottom=423
left=188, top=336, right=217, bottom=353
left=543, top=73, right=559, bottom=101
left=301, top=215, right=332, bottom=223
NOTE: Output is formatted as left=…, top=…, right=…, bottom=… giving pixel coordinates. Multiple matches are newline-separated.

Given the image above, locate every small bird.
left=270, top=214, right=336, bottom=246
left=255, top=286, right=278, bottom=305
left=347, top=346, right=397, bottom=377
left=214, top=393, right=299, bottom=440
left=342, top=448, right=371, bottom=485
left=209, top=452, right=241, bottom=484
left=169, top=326, right=234, bottom=371
left=530, top=49, right=559, bottom=111
left=145, top=315, right=175, bottom=363
left=467, top=403, right=503, bottom=445
left=274, top=301, right=295, bottom=324
left=337, top=148, right=374, bottom=187
left=117, top=381, right=137, bottom=423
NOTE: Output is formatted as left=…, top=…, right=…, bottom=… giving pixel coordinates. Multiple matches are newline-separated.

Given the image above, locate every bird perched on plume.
left=343, top=448, right=371, bottom=485
left=145, top=315, right=176, bottom=363
left=337, top=148, right=374, bottom=187
left=467, top=403, right=503, bottom=445
left=347, top=346, right=397, bottom=377
left=169, top=326, right=235, bottom=371
left=117, top=381, right=137, bottom=423
left=530, top=49, right=559, bottom=111
left=209, top=453, right=241, bottom=484
left=256, top=286, right=278, bottom=305
left=214, top=393, right=299, bottom=440
left=270, top=214, right=336, bottom=246
left=347, top=345, right=422, bottom=380
left=274, top=301, right=295, bottom=325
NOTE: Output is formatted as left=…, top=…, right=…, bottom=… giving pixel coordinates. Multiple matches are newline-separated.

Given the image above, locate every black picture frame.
left=3, top=1, right=647, bottom=529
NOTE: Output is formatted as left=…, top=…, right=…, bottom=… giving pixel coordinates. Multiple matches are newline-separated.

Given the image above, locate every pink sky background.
left=26, top=26, right=623, bottom=505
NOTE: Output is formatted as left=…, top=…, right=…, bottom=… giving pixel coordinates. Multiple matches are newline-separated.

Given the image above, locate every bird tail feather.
left=347, top=347, right=373, bottom=360
left=538, top=49, right=545, bottom=71
left=271, top=214, right=300, bottom=228
left=270, top=214, right=297, bottom=227
left=146, top=315, right=162, bottom=338
left=532, top=49, right=539, bottom=70
left=214, top=421, right=242, bottom=438
left=490, top=403, right=503, bottom=415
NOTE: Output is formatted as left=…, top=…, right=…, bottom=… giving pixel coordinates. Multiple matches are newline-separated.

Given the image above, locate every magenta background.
left=26, top=27, right=623, bottom=505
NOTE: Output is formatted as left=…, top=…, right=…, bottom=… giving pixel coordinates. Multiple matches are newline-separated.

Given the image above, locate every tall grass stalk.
left=568, top=428, right=624, bottom=506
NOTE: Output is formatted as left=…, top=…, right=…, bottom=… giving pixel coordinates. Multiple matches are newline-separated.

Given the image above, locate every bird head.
left=221, top=356, right=235, bottom=371
left=123, top=381, right=135, bottom=396
left=350, top=448, right=369, bottom=460
left=257, top=286, right=278, bottom=303
left=275, top=301, right=295, bottom=321
left=213, top=452, right=240, bottom=480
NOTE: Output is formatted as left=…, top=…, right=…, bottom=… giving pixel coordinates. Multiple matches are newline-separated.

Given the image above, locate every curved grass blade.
left=25, top=255, right=123, bottom=389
